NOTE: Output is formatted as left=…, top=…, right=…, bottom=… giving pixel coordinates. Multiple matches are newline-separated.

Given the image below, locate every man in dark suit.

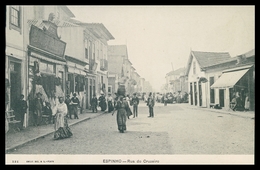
left=91, top=94, right=98, bottom=113
left=71, top=93, right=80, bottom=119
left=131, top=93, right=139, bottom=118
left=147, top=92, right=155, bottom=118
left=14, top=94, right=28, bottom=130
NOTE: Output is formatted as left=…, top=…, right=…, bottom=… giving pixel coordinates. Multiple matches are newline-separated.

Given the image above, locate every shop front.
left=27, top=22, right=66, bottom=126
left=65, top=56, right=88, bottom=112
left=211, top=65, right=255, bottom=111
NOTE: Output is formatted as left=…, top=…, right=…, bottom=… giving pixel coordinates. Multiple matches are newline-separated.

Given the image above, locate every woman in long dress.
left=112, top=95, right=130, bottom=133
left=53, top=96, right=73, bottom=140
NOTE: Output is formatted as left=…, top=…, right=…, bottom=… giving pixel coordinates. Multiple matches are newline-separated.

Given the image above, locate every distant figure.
left=147, top=92, right=155, bottom=118
left=14, top=94, right=28, bottom=130
left=91, top=94, right=98, bottom=113
left=98, top=93, right=107, bottom=111
left=43, top=102, right=53, bottom=124
left=125, top=95, right=132, bottom=119
left=65, top=95, right=72, bottom=119
left=112, top=95, right=130, bottom=133
left=244, top=93, right=250, bottom=111
left=71, top=93, right=80, bottom=119
left=33, top=92, right=43, bottom=126
left=163, top=94, right=168, bottom=106
left=131, top=93, right=139, bottom=118
left=107, top=93, right=114, bottom=113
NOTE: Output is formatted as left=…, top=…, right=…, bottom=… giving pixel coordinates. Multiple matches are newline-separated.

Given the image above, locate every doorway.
left=194, top=82, right=197, bottom=106
left=198, top=82, right=202, bottom=106
left=190, top=83, right=193, bottom=105
left=219, top=89, right=225, bottom=107
left=10, top=61, right=21, bottom=110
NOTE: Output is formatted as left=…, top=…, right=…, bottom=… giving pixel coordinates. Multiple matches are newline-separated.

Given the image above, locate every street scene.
left=5, top=6, right=254, bottom=164
left=6, top=101, right=254, bottom=155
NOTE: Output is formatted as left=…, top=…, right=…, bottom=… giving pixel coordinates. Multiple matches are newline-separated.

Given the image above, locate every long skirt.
left=108, top=101, right=114, bottom=113
left=116, top=109, right=127, bottom=132
left=54, top=118, right=73, bottom=140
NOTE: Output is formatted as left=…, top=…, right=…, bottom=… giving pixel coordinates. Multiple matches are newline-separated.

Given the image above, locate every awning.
left=211, top=69, right=249, bottom=89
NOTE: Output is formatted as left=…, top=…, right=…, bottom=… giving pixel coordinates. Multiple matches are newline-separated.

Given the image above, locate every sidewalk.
left=5, top=110, right=105, bottom=153
left=179, top=103, right=255, bottom=119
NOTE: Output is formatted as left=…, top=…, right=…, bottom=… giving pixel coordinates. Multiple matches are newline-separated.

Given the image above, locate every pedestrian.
left=125, top=94, right=132, bottom=119
left=113, top=93, right=118, bottom=108
left=244, top=93, right=250, bottom=111
left=65, top=94, right=72, bottom=119
left=112, top=95, right=130, bottom=133
left=14, top=94, right=28, bottom=130
left=33, top=92, right=43, bottom=126
left=71, top=93, right=79, bottom=119
left=163, top=94, right=168, bottom=106
left=98, top=93, right=107, bottom=111
left=107, top=93, right=114, bottom=113
left=131, top=93, right=139, bottom=118
left=91, top=94, right=98, bottom=113
left=53, top=96, right=73, bottom=140
left=147, top=92, right=155, bottom=118
left=43, top=102, right=53, bottom=124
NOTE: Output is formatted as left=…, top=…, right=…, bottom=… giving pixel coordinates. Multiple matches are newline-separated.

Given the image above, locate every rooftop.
left=191, top=51, right=231, bottom=68
left=166, top=67, right=186, bottom=76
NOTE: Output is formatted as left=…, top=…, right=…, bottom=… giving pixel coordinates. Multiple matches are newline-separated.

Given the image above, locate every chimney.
left=236, top=54, right=246, bottom=65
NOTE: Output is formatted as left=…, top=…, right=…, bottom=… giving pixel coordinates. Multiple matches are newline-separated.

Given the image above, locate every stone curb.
left=5, top=112, right=104, bottom=153
left=183, top=105, right=254, bottom=119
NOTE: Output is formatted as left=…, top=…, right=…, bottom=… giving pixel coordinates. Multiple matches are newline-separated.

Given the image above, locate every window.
left=193, top=61, right=196, bottom=74
left=9, top=6, right=22, bottom=33
left=85, top=48, right=88, bottom=59
left=108, top=86, right=112, bottom=93
left=10, top=6, right=20, bottom=27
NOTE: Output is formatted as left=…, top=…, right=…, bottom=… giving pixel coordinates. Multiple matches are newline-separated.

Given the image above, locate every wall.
left=60, top=27, right=84, bottom=61
left=187, top=55, right=206, bottom=107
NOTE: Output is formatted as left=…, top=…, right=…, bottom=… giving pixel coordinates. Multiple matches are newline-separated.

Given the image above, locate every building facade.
left=165, top=67, right=188, bottom=95
left=186, top=50, right=255, bottom=110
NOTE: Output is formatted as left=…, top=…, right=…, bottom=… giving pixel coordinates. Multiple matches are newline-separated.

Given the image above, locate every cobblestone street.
left=7, top=101, right=254, bottom=155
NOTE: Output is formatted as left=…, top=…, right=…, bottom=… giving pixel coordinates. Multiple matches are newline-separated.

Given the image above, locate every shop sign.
left=29, top=25, right=66, bottom=57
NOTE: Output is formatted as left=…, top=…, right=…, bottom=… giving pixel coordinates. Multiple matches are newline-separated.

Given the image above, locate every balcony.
left=89, top=59, right=97, bottom=72
left=100, top=59, right=108, bottom=71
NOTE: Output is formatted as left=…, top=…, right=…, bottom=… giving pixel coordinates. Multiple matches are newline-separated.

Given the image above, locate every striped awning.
left=211, top=69, right=249, bottom=89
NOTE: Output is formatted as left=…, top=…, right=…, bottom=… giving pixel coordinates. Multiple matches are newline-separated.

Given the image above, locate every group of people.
left=112, top=92, right=155, bottom=133
left=230, top=92, right=250, bottom=111
left=12, top=90, right=156, bottom=137
left=13, top=92, right=77, bottom=140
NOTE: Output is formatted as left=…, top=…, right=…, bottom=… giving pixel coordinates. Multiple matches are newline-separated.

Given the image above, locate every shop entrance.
left=198, top=82, right=202, bottom=106
left=10, top=61, right=21, bottom=110
left=190, top=83, right=193, bottom=105
left=219, top=89, right=225, bottom=107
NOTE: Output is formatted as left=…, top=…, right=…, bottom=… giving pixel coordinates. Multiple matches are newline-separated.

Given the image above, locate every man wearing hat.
left=33, top=92, right=43, bottom=126
left=71, top=93, right=80, bottom=119
left=91, top=94, right=98, bottom=113
left=65, top=94, right=72, bottom=119
left=98, top=93, right=107, bottom=112
left=131, top=93, right=139, bottom=118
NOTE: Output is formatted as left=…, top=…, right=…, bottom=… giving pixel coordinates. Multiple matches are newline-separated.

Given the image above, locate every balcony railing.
left=100, top=59, right=108, bottom=71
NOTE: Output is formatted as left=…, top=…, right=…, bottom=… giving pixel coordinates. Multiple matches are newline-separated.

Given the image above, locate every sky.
left=67, top=5, right=255, bottom=92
